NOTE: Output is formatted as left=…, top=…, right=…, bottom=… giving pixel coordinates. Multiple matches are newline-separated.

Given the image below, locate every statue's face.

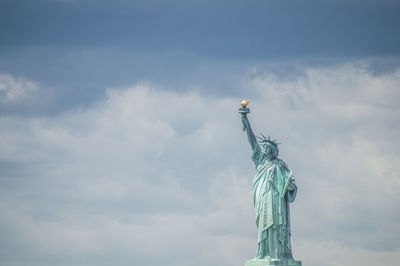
left=264, top=145, right=279, bottom=159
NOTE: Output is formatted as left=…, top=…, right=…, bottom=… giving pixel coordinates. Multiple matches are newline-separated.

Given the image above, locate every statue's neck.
left=264, top=154, right=278, bottom=162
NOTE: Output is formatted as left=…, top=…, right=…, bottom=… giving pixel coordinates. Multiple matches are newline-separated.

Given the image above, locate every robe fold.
left=251, top=144, right=297, bottom=259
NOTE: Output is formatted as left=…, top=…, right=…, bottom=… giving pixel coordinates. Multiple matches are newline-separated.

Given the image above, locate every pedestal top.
left=244, top=258, right=301, bottom=266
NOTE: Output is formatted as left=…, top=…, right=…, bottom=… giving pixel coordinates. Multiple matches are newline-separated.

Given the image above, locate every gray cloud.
left=1, top=0, right=399, bottom=57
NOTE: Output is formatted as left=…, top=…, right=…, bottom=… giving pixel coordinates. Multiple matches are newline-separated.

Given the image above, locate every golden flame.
left=241, top=99, right=250, bottom=107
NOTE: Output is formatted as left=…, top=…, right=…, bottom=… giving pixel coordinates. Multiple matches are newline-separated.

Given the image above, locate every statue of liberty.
left=239, top=100, right=301, bottom=266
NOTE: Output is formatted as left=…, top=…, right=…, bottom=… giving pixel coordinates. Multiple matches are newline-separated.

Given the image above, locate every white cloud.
left=0, top=73, right=38, bottom=103
left=296, top=240, right=400, bottom=266
left=0, top=62, right=400, bottom=266
left=247, top=61, right=400, bottom=256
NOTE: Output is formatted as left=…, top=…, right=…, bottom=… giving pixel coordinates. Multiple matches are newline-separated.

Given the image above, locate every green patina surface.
left=245, top=258, right=301, bottom=266
left=239, top=103, right=301, bottom=265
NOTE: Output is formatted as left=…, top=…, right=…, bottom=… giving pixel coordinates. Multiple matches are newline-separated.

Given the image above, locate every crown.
left=256, top=133, right=280, bottom=147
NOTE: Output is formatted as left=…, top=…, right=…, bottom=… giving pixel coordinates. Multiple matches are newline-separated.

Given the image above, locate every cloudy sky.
left=1, top=1, right=400, bottom=266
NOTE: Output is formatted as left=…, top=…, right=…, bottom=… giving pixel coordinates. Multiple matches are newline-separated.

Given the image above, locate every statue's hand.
left=287, top=183, right=296, bottom=191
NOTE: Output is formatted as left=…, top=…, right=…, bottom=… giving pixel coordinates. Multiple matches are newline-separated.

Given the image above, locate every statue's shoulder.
left=275, top=158, right=289, bottom=170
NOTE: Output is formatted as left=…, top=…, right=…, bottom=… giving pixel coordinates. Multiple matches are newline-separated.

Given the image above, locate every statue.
left=239, top=100, right=301, bottom=266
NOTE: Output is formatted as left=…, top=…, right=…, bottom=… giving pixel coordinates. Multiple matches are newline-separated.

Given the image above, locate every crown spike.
left=257, top=133, right=279, bottom=147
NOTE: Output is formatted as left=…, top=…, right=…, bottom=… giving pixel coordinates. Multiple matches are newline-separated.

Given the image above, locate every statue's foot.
left=268, top=258, right=282, bottom=265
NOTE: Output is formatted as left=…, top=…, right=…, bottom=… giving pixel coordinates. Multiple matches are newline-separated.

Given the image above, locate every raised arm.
left=241, top=112, right=258, bottom=152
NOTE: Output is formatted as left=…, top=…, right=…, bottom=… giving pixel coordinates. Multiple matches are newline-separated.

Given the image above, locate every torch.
left=238, top=99, right=250, bottom=114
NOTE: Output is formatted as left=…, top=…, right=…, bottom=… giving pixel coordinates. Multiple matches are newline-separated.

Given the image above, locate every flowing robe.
left=251, top=145, right=297, bottom=259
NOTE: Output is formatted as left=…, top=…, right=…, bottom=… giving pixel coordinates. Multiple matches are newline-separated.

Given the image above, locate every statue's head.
left=257, top=134, right=279, bottom=160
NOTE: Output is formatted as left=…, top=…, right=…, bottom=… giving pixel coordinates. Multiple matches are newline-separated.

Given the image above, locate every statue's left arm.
left=284, top=172, right=298, bottom=203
